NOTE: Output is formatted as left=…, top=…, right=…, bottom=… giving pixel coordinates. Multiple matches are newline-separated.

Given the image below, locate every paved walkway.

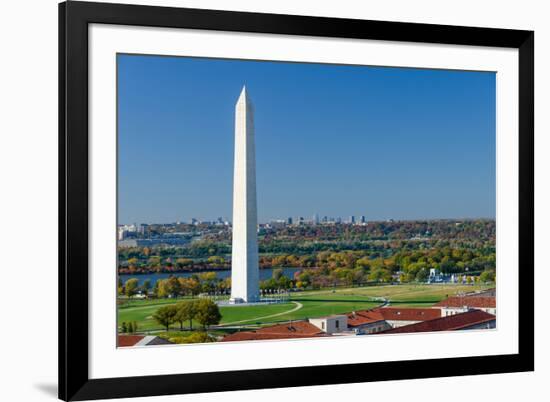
left=219, top=301, right=303, bottom=326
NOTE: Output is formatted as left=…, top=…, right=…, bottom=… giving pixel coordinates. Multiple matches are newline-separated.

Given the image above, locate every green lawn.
left=118, top=297, right=197, bottom=309
left=219, top=303, right=294, bottom=323
left=290, top=284, right=489, bottom=305
left=118, top=283, right=490, bottom=333
left=274, top=300, right=380, bottom=322
left=118, top=300, right=295, bottom=331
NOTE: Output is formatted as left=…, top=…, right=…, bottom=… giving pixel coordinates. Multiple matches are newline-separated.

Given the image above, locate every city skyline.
left=118, top=54, right=496, bottom=224
left=118, top=213, right=492, bottom=227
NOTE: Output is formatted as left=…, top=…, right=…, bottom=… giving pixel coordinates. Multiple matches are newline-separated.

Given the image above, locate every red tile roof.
left=347, top=310, right=385, bottom=327
left=221, top=321, right=326, bottom=342
left=118, top=335, right=145, bottom=347
left=434, top=296, right=496, bottom=308
left=381, top=310, right=496, bottom=334
left=347, top=307, right=440, bottom=327
left=377, top=307, right=441, bottom=321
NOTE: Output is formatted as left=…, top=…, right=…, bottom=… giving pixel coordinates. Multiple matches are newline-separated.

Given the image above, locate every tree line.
left=119, top=245, right=496, bottom=297
left=118, top=219, right=495, bottom=274
left=119, top=272, right=231, bottom=298
left=151, top=299, right=221, bottom=331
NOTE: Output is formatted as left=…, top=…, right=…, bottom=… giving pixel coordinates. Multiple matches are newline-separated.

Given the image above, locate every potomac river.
left=119, top=267, right=302, bottom=287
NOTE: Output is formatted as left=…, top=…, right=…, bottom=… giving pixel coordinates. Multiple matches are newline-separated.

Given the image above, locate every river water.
left=119, top=267, right=302, bottom=286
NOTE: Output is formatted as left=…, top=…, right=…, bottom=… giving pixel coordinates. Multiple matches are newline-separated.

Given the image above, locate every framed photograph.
left=59, top=1, right=534, bottom=400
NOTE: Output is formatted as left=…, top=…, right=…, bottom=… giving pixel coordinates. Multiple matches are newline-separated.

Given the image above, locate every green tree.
left=156, top=279, right=169, bottom=298
left=121, top=322, right=127, bottom=333
left=272, top=268, right=284, bottom=281
left=152, top=305, right=177, bottom=331
left=175, top=258, right=193, bottom=269
left=355, top=257, right=371, bottom=271
left=480, top=270, right=495, bottom=283
left=194, top=299, right=221, bottom=329
left=368, top=267, right=391, bottom=282
left=184, top=332, right=214, bottom=343
left=166, top=276, right=181, bottom=297
left=142, top=279, right=152, bottom=296
left=198, top=272, right=217, bottom=282
left=148, top=256, right=161, bottom=269
left=124, top=278, right=139, bottom=298
left=117, top=278, right=123, bottom=296
left=153, top=280, right=160, bottom=298
left=174, top=300, right=198, bottom=330
left=178, top=277, right=201, bottom=297
left=415, top=268, right=429, bottom=282
left=207, top=256, right=225, bottom=266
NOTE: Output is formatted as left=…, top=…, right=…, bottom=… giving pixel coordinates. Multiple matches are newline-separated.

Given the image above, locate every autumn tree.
left=272, top=268, right=283, bottom=281
left=207, top=256, right=225, bottom=266
left=142, top=279, right=152, bottom=296
left=194, top=299, right=221, bottom=329
left=152, top=305, right=177, bottom=331
left=174, top=300, right=198, bottom=330
left=480, top=270, right=495, bottom=283
left=175, top=258, right=193, bottom=269
left=178, top=277, right=201, bottom=297
left=124, top=278, right=139, bottom=298
left=415, top=268, right=429, bottom=282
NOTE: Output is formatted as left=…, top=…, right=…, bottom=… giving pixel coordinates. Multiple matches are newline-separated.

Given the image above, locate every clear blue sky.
left=118, top=54, right=495, bottom=224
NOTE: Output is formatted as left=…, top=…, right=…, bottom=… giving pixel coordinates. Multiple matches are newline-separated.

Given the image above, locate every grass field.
left=118, top=284, right=490, bottom=333
left=290, top=284, right=486, bottom=306
left=118, top=300, right=296, bottom=331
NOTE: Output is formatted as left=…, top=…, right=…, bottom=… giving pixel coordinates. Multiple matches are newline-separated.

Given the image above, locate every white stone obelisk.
left=230, top=86, right=260, bottom=303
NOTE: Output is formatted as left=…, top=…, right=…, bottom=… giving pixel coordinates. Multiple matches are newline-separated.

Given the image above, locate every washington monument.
left=230, top=86, right=260, bottom=303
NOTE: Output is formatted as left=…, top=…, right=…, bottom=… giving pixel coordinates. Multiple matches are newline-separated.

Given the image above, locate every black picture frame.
left=59, top=1, right=534, bottom=400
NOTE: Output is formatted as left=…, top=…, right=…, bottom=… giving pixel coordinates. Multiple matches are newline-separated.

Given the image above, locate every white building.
left=230, top=86, right=260, bottom=303
left=309, top=315, right=348, bottom=334
left=434, top=296, right=496, bottom=316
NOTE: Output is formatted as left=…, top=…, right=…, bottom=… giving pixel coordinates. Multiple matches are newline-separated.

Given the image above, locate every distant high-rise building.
left=360, top=215, right=366, bottom=224
left=350, top=216, right=355, bottom=224
left=287, top=217, right=293, bottom=225
left=138, top=223, right=148, bottom=235
left=313, top=213, right=320, bottom=225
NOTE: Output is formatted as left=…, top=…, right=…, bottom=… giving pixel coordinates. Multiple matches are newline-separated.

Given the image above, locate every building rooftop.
left=434, top=296, right=496, bottom=308
left=221, top=321, right=327, bottom=342
left=377, top=307, right=442, bottom=321
left=347, top=307, right=440, bottom=327
left=118, top=335, right=174, bottom=347
left=312, top=314, right=348, bottom=320
left=118, top=335, right=145, bottom=347
left=380, top=310, right=496, bottom=334
left=346, top=310, right=385, bottom=327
